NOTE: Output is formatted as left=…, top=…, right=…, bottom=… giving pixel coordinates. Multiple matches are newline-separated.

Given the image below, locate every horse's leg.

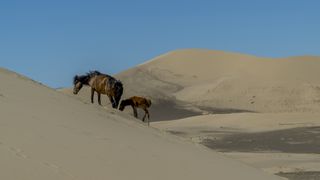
left=91, top=88, right=95, bottom=104
left=108, top=95, right=116, bottom=108
left=111, top=97, right=116, bottom=108
left=98, top=93, right=102, bottom=105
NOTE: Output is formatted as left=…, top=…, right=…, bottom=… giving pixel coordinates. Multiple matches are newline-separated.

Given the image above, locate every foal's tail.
left=146, top=99, right=152, bottom=108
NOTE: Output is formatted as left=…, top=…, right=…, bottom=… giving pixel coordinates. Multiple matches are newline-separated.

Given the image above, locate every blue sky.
left=0, top=0, right=319, bottom=88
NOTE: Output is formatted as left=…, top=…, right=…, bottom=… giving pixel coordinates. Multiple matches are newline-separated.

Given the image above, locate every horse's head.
left=113, top=81, right=123, bottom=109
left=73, top=75, right=83, bottom=94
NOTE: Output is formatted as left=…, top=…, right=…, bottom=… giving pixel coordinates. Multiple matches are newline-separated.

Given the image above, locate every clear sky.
left=1, top=0, right=319, bottom=88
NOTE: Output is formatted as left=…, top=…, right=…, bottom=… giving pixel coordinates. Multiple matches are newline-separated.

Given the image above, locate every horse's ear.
left=73, top=75, right=79, bottom=85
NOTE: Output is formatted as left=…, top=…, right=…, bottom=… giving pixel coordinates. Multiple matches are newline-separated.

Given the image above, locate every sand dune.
left=0, top=67, right=283, bottom=179
left=116, top=49, right=320, bottom=114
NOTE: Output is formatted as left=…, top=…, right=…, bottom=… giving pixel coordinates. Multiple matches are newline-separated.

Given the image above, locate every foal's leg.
left=142, top=108, right=150, bottom=122
left=98, top=93, right=102, bottom=105
left=91, top=88, right=95, bottom=104
left=146, top=108, right=150, bottom=120
left=142, top=107, right=146, bottom=122
left=132, top=106, right=138, bottom=118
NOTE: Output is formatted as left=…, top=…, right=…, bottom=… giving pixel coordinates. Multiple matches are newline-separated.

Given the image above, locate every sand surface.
left=0, top=67, right=283, bottom=180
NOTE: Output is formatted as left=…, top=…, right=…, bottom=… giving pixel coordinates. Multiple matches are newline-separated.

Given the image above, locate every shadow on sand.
left=201, top=126, right=320, bottom=154
left=199, top=106, right=254, bottom=114
left=148, top=100, right=201, bottom=121
left=276, top=171, right=320, bottom=180
left=149, top=100, right=253, bottom=122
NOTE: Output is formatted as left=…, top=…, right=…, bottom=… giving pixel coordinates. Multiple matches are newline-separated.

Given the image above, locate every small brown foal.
left=119, top=96, right=151, bottom=124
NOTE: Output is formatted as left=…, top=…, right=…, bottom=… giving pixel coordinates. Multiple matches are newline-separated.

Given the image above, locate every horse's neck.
left=87, top=77, right=96, bottom=87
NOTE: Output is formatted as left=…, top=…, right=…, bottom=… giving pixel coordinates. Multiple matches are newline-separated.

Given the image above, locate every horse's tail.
left=146, top=99, right=152, bottom=108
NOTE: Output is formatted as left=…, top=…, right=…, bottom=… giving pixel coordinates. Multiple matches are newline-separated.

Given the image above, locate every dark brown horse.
left=119, top=96, right=151, bottom=124
left=73, top=71, right=123, bottom=108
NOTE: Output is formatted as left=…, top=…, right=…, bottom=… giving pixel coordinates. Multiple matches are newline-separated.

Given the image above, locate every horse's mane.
left=73, top=75, right=78, bottom=85
left=87, top=70, right=103, bottom=77
left=73, top=70, right=100, bottom=85
left=74, top=70, right=122, bottom=88
left=73, top=75, right=89, bottom=85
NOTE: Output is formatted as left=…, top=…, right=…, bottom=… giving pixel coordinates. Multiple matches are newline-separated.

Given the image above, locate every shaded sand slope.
left=0, top=67, right=282, bottom=180
left=152, top=112, right=320, bottom=179
left=116, top=49, right=320, bottom=114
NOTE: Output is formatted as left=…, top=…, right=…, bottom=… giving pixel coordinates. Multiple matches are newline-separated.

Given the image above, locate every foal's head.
left=119, top=101, right=125, bottom=111
left=119, top=99, right=130, bottom=111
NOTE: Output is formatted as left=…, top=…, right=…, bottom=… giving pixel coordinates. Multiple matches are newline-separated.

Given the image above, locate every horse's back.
left=91, top=75, right=108, bottom=94
left=92, top=74, right=118, bottom=95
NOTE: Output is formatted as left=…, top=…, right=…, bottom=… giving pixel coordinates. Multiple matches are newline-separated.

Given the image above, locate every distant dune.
left=116, top=49, right=320, bottom=115
left=0, top=67, right=282, bottom=179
